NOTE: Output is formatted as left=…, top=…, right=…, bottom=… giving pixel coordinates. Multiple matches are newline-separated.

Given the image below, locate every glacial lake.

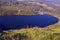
left=0, top=14, right=59, bottom=30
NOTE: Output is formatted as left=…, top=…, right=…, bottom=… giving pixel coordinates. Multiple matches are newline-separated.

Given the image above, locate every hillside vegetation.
left=0, top=6, right=37, bottom=16
left=0, top=24, right=60, bottom=40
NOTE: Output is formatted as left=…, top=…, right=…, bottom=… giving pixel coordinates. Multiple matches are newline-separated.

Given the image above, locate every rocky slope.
left=0, top=0, right=60, bottom=20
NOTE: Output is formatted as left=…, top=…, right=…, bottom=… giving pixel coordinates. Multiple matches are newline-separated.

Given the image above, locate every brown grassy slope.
left=0, top=2, right=60, bottom=16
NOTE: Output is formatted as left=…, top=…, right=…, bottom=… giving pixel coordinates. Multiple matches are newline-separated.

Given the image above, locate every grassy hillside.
left=0, top=0, right=60, bottom=16
left=0, top=24, right=60, bottom=40
left=0, top=5, right=60, bottom=20
left=0, top=6, right=37, bottom=16
left=0, top=6, right=60, bottom=21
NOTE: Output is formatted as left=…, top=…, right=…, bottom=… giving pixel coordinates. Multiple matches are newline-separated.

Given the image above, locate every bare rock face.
left=0, top=0, right=60, bottom=6
left=0, top=0, right=60, bottom=5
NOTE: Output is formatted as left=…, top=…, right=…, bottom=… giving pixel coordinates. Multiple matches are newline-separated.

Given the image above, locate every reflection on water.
left=0, top=14, right=59, bottom=30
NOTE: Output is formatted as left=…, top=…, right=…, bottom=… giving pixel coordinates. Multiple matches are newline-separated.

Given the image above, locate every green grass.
left=0, top=24, right=60, bottom=40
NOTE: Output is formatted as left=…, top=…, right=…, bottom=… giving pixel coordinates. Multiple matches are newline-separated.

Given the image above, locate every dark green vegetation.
left=0, top=24, right=60, bottom=40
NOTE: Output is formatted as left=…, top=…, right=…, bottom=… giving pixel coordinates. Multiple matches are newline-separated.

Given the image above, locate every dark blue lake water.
left=0, top=14, right=59, bottom=30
